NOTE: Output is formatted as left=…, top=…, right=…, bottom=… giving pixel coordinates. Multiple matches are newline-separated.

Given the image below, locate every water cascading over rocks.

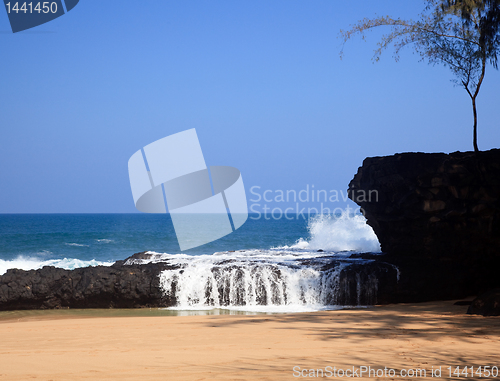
left=128, top=251, right=398, bottom=311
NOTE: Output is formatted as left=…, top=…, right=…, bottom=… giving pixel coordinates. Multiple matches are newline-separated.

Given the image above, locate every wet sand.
left=0, top=300, right=499, bottom=380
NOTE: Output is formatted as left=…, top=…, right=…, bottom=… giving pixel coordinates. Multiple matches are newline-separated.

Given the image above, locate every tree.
left=443, top=0, right=500, bottom=62
left=340, top=0, right=499, bottom=152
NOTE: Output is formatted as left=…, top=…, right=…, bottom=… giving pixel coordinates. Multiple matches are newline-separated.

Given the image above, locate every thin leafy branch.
left=340, top=0, right=499, bottom=152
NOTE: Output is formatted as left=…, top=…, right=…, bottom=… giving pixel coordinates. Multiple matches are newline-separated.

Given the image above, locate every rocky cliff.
left=348, top=149, right=500, bottom=301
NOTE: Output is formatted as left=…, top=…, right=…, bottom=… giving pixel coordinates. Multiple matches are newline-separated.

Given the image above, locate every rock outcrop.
left=0, top=252, right=402, bottom=311
left=348, top=149, right=500, bottom=301
left=0, top=253, right=178, bottom=310
left=468, top=288, right=500, bottom=316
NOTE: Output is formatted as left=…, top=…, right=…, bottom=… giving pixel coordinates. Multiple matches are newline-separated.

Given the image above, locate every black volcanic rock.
left=336, top=260, right=399, bottom=305
left=125, top=251, right=157, bottom=261
left=0, top=252, right=404, bottom=310
left=348, top=149, right=500, bottom=301
left=0, top=257, right=178, bottom=310
left=468, top=289, right=500, bottom=316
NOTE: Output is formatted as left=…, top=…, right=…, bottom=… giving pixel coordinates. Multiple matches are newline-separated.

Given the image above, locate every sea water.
left=0, top=212, right=381, bottom=312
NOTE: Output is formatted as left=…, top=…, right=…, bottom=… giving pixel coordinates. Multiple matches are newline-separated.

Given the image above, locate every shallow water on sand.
left=0, top=307, right=278, bottom=322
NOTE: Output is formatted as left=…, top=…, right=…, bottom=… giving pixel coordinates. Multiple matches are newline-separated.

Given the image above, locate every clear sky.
left=1, top=1, right=498, bottom=213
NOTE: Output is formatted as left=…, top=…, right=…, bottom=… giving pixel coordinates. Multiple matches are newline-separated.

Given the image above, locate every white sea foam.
left=65, top=243, right=89, bottom=247
left=141, top=213, right=382, bottom=313
left=141, top=248, right=378, bottom=313
left=158, top=253, right=348, bottom=312
left=288, top=212, right=381, bottom=252
left=96, top=239, right=114, bottom=243
left=0, top=256, right=114, bottom=275
left=125, top=249, right=334, bottom=266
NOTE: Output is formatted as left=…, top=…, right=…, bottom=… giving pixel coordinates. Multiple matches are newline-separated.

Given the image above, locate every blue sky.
left=1, top=1, right=499, bottom=213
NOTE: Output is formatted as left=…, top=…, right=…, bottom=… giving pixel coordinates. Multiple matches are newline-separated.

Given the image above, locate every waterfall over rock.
left=126, top=250, right=396, bottom=312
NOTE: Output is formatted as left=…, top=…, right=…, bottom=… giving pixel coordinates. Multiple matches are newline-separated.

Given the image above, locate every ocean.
left=0, top=213, right=381, bottom=312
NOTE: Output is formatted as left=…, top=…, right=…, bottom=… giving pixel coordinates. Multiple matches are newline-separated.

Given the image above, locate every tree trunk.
left=472, top=96, right=479, bottom=153
left=471, top=54, right=487, bottom=153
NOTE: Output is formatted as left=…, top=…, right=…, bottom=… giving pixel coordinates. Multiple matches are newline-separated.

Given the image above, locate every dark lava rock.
left=454, top=300, right=473, bottom=306
left=348, top=149, right=500, bottom=301
left=0, top=251, right=404, bottom=309
left=468, top=289, right=500, bottom=316
left=112, top=251, right=156, bottom=267
left=125, top=251, right=156, bottom=261
left=337, top=260, right=399, bottom=305
left=0, top=254, right=179, bottom=311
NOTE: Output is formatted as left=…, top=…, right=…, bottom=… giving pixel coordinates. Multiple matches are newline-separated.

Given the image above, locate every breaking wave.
left=288, top=212, right=381, bottom=252
left=0, top=256, right=114, bottom=276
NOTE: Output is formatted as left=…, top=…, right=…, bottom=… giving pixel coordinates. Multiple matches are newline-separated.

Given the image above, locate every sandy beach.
left=0, top=301, right=498, bottom=380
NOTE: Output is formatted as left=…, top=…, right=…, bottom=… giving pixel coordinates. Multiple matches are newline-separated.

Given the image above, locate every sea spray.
left=133, top=213, right=385, bottom=312
left=290, top=212, right=381, bottom=252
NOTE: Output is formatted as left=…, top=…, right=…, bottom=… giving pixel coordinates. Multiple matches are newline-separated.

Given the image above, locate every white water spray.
left=128, top=213, right=385, bottom=312
left=291, top=212, right=381, bottom=252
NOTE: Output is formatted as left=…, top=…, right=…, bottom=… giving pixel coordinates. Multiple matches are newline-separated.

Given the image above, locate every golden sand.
left=0, top=301, right=499, bottom=380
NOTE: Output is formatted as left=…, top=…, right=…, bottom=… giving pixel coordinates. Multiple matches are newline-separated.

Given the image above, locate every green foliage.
left=441, top=0, right=500, bottom=67
left=341, top=2, right=483, bottom=91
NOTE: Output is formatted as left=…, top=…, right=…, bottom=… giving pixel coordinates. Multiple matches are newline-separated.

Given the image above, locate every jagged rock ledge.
left=0, top=253, right=179, bottom=310
left=0, top=252, right=401, bottom=311
left=348, top=149, right=500, bottom=303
